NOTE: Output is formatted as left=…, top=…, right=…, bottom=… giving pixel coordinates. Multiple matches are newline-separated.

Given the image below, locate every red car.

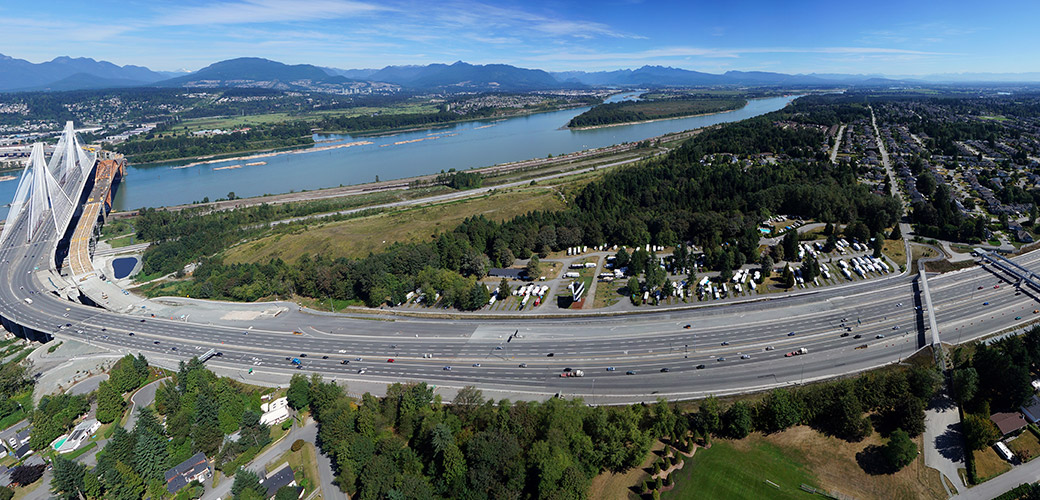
left=994, top=285, right=1000, bottom=289
left=387, top=358, right=395, bottom=363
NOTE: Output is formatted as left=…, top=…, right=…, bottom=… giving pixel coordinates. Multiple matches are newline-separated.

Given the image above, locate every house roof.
left=262, top=463, right=297, bottom=498
left=1021, top=395, right=1040, bottom=422
left=991, top=411, right=1028, bottom=435
left=488, top=268, right=525, bottom=279
left=165, top=452, right=209, bottom=494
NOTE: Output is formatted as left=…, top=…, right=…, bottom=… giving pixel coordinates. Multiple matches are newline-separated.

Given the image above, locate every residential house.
left=261, top=463, right=303, bottom=499
left=991, top=411, right=1028, bottom=436
left=165, top=452, right=211, bottom=494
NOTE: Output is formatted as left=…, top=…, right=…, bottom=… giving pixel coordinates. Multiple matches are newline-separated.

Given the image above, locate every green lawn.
left=664, top=439, right=818, bottom=500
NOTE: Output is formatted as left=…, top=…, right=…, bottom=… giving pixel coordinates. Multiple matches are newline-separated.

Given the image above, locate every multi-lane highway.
left=2, top=189, right=1039, bottom=403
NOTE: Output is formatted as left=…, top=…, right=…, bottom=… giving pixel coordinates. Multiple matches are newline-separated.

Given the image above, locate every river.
left=0, top=93, right=799, bottom=218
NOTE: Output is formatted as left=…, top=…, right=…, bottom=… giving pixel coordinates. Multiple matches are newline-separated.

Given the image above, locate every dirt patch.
left=923, top=259, right=976, bottom=273
left=764, top=426, right=945, bottom=500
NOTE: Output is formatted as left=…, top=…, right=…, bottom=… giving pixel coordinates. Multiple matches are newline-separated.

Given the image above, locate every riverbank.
left=317, top=102, right=593, bottom=137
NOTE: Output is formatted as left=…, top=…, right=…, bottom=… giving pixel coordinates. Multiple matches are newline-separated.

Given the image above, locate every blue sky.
left=1, top=0, right=1037, bottom=75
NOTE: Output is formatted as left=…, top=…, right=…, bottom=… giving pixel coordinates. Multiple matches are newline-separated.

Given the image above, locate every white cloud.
left=154, top=0, right=386, bottom=26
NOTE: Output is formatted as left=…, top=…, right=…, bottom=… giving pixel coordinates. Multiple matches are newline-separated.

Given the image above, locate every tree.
left=287, top=373, right=310, bottom=411
left=192, top=390, right=223, bottom=457
left=759, top=253, right=774, bottom=279
left=524, top=255, right=541, bottom=279
left=498, top=278, right=511, bottom=297
left=50, top=456, right=86, bottom=500
left=83, top=469, right=102, bottom=500
left=96, top=380, right=125, bottom=424
left=135, top=424, right=170, bottom=482
left=615, top=248, right=631, bottom=269
left=275, top=486, right=302, bottom=500
left=698, top=396, right=722, bottom=435
left=889, top=224, right=902, bottom=240
left=9, top=464, right=45, bottom=486
left=761, top=388, right=801, bottom=432
left=963, top=413, right=1000, bottom=451
left=883, top=429, right=917, bottom=470
left=231, top=468, right=264, bottom=499
left=782, top=231, right=798, bottom=261
left=627, top=276, right=641, bottom=296
left=724, top=401, right=753, bottom=439
left=824, top=222, right=834, bottom=235
left=781, top=264, right=795, bottom=289
left=952, top=367, right=979, bottom=405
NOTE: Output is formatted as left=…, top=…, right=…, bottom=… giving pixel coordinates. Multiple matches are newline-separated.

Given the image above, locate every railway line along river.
left=0, top=93, right=799, bottom=218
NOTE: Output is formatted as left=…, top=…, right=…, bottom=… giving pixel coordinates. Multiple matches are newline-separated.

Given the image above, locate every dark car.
left=660, top=367, right=670, bottom=373
left=683, top=324, right=691, bottom=329
left=128, top=332, right=134, bottom=336
left=788, top=331, right=796, bottom=336
left=840, top=332, right=850, bottom=337
left=853, top=334, right=862, bottom=339
left=140, top=319, right=146, bottom=323
left=626, top=370, right=636, bottom=375
left=300, top=354, right=307, bottom=358
left=153, top=341, right=160, bottom=344
left=322, top=355, right=329, bottom=359
left=546, top=352, right=554, bottom=357
left=341, top=360, right=350, bottom=364
left=696, top=364, right=706, bottom=369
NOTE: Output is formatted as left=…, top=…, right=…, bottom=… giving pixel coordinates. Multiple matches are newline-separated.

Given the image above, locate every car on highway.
left=443, top=366, right=451, bottom=371
left=683, top=324, right=691, bottom=329
left=788, top=332, right=796, bottom=336
left=840, top=332, right=849, bottom=337
left=717, top=357, right=726, bottom=362
left=1016, top=316, right=1023, bottom=320
left=299, top=354, right=307, bottom=358
left=660, top=368, right=670, bottom=373
left=546, top=353, right=554, bottom=357
left=355, top=357, right=363, bottom=361
left=153, top=341, right=160, bottom=344
left=519, top=363, right=528, bottom=368
left=140, top=319, right=146, bottom=322
left=387, top=359, right=395, bottom=363
left=340, top=360, right=350, bottom=364
left=983, top=302, right=989, bottom=305
left=495, top=346, right=503, bottom=350
left=876, top=334, right=885, bottom=339
left=606, top=367, right=616, bottom=371
left=978, top=286, right=984, bottom=290
left=741, top=354, right=751, bottom=359
left=854, top=334, right=862, bottom=339
left=721, top=341, right=729, bottom=346
left=994, top=285, right=1000, bottom=289
left=696, top=364, right=706, bottom=369
left=626, top=370, right=636, bottom=375
left=357, top=368, right=366, bottom=374
left=322, top=355, right=329, bottom=359
left=892, top=326, right=899, bottom=330
left=472, top=363, right=481, bottom=367
left=390, top=344, right=397, bottom=348
left=171, top=347, right=177, bottom=351
left=765, top=346, right=775, bottom=351
left=128, top=332, right=134, bottom=336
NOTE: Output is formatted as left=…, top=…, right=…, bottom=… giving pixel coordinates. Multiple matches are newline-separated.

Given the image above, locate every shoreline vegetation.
left=566, top=96, right=747, bottom=129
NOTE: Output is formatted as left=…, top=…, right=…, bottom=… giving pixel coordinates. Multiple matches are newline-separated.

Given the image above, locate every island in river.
left=567, top=95, right=748, bottom=129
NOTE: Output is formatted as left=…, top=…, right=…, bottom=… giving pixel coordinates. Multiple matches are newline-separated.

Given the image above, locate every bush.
left=655, top=476, right=663, bottom=491
left=664, top=473, right=673, bottom=486
left=883, top=429, right=917, bottom=470
left=281, top=419, right=293, bottom=431
left=290, top=439, right=304, bottom=452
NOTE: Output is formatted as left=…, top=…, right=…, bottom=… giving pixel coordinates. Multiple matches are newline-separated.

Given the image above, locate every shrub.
left=290, top=439, right=304, bottom=452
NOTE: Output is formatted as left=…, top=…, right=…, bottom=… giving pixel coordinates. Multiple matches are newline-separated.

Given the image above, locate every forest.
left=566, top=96, right=746, bottom=128
left=277, top=361, right=936, bottom=499
left=130, top=103, right=901, bottom=309
left=112, top=121, right=313, bottom=162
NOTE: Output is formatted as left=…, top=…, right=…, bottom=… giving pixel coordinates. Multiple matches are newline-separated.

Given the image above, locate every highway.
left=3, top=194, right=1040, bottom=404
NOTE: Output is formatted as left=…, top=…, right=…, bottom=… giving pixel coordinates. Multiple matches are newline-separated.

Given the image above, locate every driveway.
left=201, top=418, right=346, bottom=500
left=124, top=377, right=168, bottom=430
left=924, top=390, right=966, bottom=495
left=951, top=455, right=1040, bottom=499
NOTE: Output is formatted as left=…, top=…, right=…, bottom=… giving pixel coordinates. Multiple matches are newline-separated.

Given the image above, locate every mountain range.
left=2, top=52, right=1039, bottom=94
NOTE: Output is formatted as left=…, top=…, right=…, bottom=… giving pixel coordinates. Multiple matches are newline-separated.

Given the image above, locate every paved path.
left=65, top=373, right=107, bottom=396
left=951, top=457, right=1040, bottom=499
left=924, top=390, right=966, bottom=496
left=124, top=377, right=167, bottom=430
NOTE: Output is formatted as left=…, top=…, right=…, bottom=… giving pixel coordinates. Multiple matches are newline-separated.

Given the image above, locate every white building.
left=260, top=397, right=290, bottom=426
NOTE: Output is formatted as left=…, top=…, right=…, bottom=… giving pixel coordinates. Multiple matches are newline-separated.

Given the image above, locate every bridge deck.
left=68, top=157, right=124, bottom=279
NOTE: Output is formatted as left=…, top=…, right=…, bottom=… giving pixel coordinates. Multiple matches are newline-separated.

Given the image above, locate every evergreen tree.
left=96, top=381, right=125, bottom=424
left=782, top=231, right=799, bottom=262
left=759, top=253, right=774, bottom=278
left=134, top=425, right=170, bottom=483
left=782, top=264, right=795, bottom=288
left=287, top=373, right=311, bottom=411
left=192, top=389, right=223, bottom=457
left=524, top=255, right=541, bottom=279
left=889, top=224, right=902, bottom=240
left=231, top=468, right=265, bottom=498
left=50, top=456, right=86, bottom=500
left=883, top=429, right=917, bottom=470
left=498, top=278, right=511, bottom=297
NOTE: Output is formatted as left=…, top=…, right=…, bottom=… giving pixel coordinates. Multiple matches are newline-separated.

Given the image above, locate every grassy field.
left=176, top=103, right=441, bottom=135
left=883, top=236, right=907, bottom=269
left=973, top=447, right=1012, bottom=481
left=106, top=234, right=137, bottom=248
left=1007, top=431, right=1040, bottom=461
left=588, top=441, right=665, bottom=500
left=666, top=427, right=945, bottom=500
left=224, top=187, right=566, bottom=264
left=664, top=435, right=818, bottom=499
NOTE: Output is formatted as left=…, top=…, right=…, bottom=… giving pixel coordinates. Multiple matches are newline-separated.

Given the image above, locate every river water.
left=0, top=93, right=798, bottom=218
